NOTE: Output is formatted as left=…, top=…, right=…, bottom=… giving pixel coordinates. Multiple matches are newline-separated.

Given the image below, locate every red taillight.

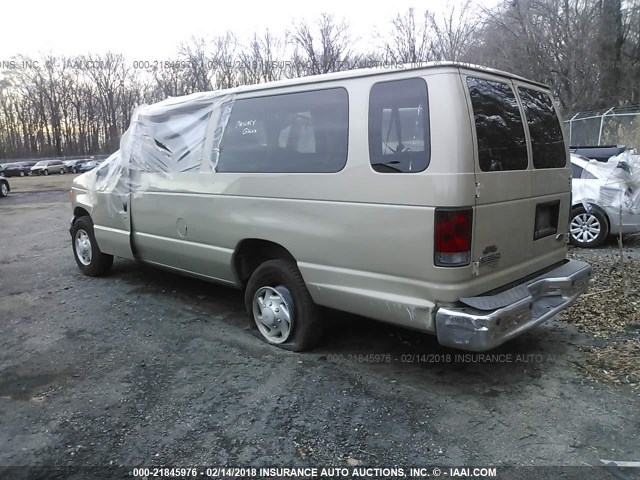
left=434, top=208, right=473, bottom=266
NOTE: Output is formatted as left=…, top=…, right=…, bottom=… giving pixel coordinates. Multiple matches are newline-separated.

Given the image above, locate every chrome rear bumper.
left=435, top=260, right=592, bottom=351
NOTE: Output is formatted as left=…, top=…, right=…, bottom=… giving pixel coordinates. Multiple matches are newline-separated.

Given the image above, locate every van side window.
left=466, top=77, right=528, bottom=172
left=518, top=87, right=566, bottom=168
left=368, top=78, right=430, bottom=173
left=217, top=88, right=348, bottom=173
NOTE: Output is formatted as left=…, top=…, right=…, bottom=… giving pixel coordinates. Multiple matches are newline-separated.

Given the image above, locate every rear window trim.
left=465, top=75, right=529, bottom=173
left=216, top=86, right=350, bottom=174
left=516, top=85, right=567, bottom=170
left=367, top=76, right=431, bottom=174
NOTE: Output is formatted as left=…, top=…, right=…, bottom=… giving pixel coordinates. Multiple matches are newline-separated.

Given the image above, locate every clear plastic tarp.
left=85, top=91, right=236, bottom=215
left=579, top=151, right=640, bottom=214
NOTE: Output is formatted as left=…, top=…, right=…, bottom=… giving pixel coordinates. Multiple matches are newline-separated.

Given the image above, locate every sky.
left=0, top=0, right=500, bottom=61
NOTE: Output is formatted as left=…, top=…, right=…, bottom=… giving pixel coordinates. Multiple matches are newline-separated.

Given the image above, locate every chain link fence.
left=565, top=105, right=640, bottom=149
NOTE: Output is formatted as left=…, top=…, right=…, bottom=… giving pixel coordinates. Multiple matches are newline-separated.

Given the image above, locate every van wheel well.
left=233, top=239, right=297, bottom=287
left=73, top=207, right=91, bottom=222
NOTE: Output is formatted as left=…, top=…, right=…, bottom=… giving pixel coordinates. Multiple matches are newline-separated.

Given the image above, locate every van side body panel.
left=71, top=173, right=135, bottom=261
left=129, top=71, right=476, bottom=330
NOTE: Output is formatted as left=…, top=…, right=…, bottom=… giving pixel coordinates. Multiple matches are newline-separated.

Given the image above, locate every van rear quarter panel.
left=130, top=70, right=477, bottom=331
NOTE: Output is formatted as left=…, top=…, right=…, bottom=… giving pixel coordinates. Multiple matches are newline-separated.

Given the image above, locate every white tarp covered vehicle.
left=570, top=151, right=640, bottom=247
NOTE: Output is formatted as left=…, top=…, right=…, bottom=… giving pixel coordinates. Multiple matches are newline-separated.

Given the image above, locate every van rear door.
left=462, top=72, right=570, bottom=282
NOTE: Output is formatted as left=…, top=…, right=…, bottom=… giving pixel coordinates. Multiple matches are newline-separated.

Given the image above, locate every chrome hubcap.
left=0, top=184, right=7, bottom=195
left=252, top=285, right=293, bottom=344
left=75, top=229, right=92, bottom=266
left=570, top=213, right=601, bottom=243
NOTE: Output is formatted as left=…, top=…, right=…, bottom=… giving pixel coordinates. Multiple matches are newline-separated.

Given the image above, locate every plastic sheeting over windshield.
left=85, top=91, right=236, bottom=215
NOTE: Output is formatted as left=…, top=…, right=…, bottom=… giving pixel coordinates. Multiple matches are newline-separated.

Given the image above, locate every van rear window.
left=466, top=77, right=528, bottom=172
left=217, top=88, right=348, bottom=173
left=368, top=78, right=430, bottom=173
left=518, top=87, right=566, bottom=168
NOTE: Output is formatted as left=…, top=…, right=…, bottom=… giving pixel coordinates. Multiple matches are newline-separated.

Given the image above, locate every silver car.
left=30, top=160, right=66, bottom=175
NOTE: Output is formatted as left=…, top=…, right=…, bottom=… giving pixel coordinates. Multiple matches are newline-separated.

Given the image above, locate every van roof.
left=231, top=61, right=550, bottom=95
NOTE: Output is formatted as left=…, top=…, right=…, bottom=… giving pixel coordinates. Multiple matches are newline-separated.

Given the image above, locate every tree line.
left=1, top=0, right=638, bottom=160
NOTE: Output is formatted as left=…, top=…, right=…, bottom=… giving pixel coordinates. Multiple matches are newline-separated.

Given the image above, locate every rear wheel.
left=569, top=205, right=609, bottom=248
left=0, top=182, right=8, bottom=197
left=71, top=216, right=113, bottom=276
left=245, top=259, right=323, bottom=351
left=59, top=168, right=64, bottom=175
left=19, top=171, right=25, bottom=177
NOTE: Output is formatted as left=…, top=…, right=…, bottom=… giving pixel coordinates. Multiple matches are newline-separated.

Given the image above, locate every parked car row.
left=0, top=158, right=104, bottom=200
left=0, top=158, right=101, bottom=177
left=1, top=161, right=36, bottom=177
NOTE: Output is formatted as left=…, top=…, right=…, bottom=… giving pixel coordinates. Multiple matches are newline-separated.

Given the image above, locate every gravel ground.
left=1, top=172, right=79, bottom=193
left=564, top=240, right=640, bottom=390
left=0, top=188, right=639, bottom=479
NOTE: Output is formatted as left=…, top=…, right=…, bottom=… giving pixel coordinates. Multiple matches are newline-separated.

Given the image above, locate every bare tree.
left=212, top=32, right=239, bottom=89
left=1, top=3, right=640, bottom=160
left=291, top=13, right=357, bottom=75
left=428, top=0, right=479, bottom=61
left=382, top=8, right=433, bottom=63
left=598, top=0, right=624, bottom=106
left=179, top=36, right=216, bottom=92
left=476, top=0, right=603, bottom=112
left=239, top=30, right=286, bottom=84
left=84, top=53, right=129, bottom=152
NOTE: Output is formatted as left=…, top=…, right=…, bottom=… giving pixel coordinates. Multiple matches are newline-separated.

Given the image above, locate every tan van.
left=69, top=62, right=591, bottom=352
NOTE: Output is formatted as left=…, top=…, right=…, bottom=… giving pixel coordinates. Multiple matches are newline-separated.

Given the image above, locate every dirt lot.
left=0, top=182, right=638, bottom=479
left=2, top=172, right=79, bottom=193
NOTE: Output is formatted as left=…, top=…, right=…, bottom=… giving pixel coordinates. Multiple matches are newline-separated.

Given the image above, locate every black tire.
left=71, top=216, right=114, bottom=276
left=244, top=259, right=323, bottom=352
left=19, top=171, right=25, bottom=177
left=73, top=168, right=78, bottom=173
left=59, top=168, right=64, bottom=175
left=43, top=169, right=48, bottom=176
left=569, top=205, right=609, bottom=248
left=0, top=181, right=8, bottom=197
